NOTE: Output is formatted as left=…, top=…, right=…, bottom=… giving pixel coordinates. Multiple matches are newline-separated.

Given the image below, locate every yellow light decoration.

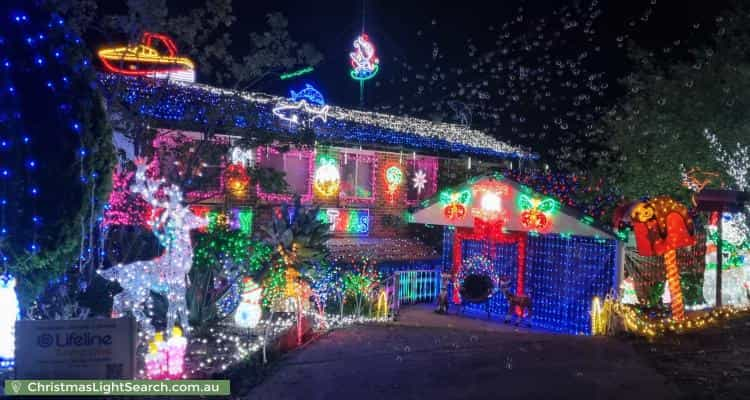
left=591, top=296, right=614, bottom=336
left=313, top=156, right=340, bottom=197
left=375, top=289, right=389, bottom=318
left=98, top=32, right=195, bottom=82
left=612, top=302, right=750, bottom=339
left=284, top=267, right=300, bottom=298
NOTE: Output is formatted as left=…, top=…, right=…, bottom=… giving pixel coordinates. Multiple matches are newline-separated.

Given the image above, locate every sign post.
left=15, top=317, right=137, bottom=379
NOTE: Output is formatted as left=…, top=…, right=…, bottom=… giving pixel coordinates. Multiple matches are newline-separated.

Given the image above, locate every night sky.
left=237, top=0, right=730, bottom=105
left=95, top=0, right=734, bottom=161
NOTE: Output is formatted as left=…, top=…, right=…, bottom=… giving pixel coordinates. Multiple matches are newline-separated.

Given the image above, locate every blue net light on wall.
left=457, top=234, right=616, bottom=335
left=525, top=235, right=616, bottom=334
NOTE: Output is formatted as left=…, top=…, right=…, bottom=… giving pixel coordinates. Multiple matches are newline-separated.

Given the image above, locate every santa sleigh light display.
left=98, top=32, right=195, bottom=82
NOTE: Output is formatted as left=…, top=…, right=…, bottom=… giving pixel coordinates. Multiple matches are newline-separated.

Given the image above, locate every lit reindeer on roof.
left=99, top=158, right=206, bottom=335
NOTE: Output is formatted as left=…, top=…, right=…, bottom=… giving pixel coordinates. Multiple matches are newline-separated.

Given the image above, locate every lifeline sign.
left=317, top=208, right=369, bottom=236
left=15, top=317, right=136, bottom=379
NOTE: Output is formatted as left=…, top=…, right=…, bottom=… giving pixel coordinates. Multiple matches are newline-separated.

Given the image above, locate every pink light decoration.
left=406, top=156, right=439, bottom=206
left=150, top=130, right=227, bottom=203
left=103, top=169, right=152, bottom=227
left=339, top=152, right=378, bottom=205
left=255, top=146, right=314, bottom=204
left=166, top=327, right=187, bottom=379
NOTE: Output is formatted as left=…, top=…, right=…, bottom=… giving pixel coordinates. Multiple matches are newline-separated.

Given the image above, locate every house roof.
left=410, top=174, right=616, bottom=240
left=98, top=74, right=536, bottom=160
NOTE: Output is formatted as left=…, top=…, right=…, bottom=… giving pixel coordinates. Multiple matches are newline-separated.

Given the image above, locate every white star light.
left=412, top=169, right=427, bottom=194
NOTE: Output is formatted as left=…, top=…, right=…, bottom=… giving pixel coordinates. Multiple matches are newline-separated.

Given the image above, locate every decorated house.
left=411, top=175, right=621, bottom=334
left=99, top=74, right=537, bottom=272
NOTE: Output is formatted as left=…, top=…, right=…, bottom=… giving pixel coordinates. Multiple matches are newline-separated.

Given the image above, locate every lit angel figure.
left=349, top=33, right=379, bottom=80
left=99, top=158, right=207, bottom=335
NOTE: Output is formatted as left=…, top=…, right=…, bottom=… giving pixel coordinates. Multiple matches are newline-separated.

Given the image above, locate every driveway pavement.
left=248, top=305, right=680, bottom=400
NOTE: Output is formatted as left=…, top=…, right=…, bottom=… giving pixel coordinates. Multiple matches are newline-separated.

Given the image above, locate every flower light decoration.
left=234, top=277, right=262, bottom=329
left=224, top=164, right=250, bottom=197
left=272, top=84, right=329, bottom=126
left=349, top=34, right=379, bottom=81
left=472, top=181, right=509, bottom=222
left=314, top=155, right=341, bottom=197
left=518, top=193, right=559, bottom=232
left=98, top=32, right=195, bottom=82
left=99, top=159, right=207, bottom=335
left=384, top=165, right=404, bottom=202
left=0, top=276, right=19, bottom=365
left=440, top=189, right=472, bottom=220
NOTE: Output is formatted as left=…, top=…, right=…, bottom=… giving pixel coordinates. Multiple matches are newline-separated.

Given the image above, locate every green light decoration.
left=237, top=209, right=253, bottom=236
left=439, top=189, right=472, bottom=205
left=706, top=228, right=748, bottom=270
left=349, top=64, right=379, bottom=81
left=385, top=166, right=403, bottom=186
left=580, top=215, right=595, bottom=225
left=261, top=266, right=287, bottom=309
left=193, top=213, right=271, bottom=274
left=279, top=66, right=314, bottom=80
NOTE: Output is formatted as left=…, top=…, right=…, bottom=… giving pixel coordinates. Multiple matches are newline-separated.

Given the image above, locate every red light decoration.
left=630, top=196, right=695, bottom=321
left=451, top=219, right=527, bottom=312
left=224, top=164, right=250, bottom=197
left=517, top=194, right=558, bottom=232
left=98, top=32, right=195, bottom=82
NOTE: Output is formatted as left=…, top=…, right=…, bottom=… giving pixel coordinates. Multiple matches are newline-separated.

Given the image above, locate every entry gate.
left=385, top=268, right=442, bottom=317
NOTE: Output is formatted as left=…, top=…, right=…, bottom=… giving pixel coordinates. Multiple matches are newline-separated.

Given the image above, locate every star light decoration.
left=412, top=170, right=427, bottom=194
left=472, top=181, right=509, bottom=222
left=99, top=159, right=207, bottom=336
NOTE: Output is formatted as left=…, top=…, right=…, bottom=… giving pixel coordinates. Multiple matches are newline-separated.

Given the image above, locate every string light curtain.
left=525, top=235, right=616, bottom=334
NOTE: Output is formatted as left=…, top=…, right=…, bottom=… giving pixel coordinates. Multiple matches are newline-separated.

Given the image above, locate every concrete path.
left=248, top=305, right=681, bottom=400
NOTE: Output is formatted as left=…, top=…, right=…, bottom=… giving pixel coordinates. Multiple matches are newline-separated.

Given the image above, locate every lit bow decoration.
left=440, top=190, right=472, bottom=220
left=518, top=194, right=558, bottom=231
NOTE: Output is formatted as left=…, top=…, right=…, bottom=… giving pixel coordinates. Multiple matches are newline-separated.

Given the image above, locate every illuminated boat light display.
left=98, top=32, right=195, bottom=82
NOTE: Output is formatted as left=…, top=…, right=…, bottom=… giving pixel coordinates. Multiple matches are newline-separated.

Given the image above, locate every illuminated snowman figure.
left=0, top=276, right=19, bottom=362
left=234, top=277, right=262, bottom=329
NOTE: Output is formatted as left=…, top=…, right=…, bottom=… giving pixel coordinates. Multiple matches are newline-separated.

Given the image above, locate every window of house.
left=339, top=152, right=376, bottom=203
left=406, top=156, right=438, bottom=204
left=256, top=147, right=313, bottom=202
